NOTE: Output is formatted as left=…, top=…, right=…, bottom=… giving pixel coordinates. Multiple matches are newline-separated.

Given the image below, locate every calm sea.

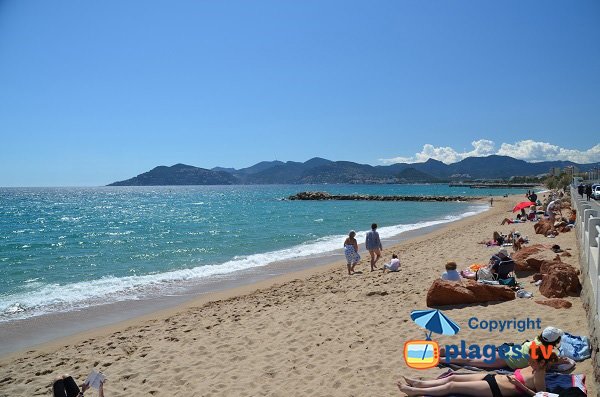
left=0, top=184, right=524, bottom=324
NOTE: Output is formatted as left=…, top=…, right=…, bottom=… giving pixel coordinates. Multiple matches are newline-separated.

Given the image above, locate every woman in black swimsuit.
left=397, top=344, right=557, bottom=397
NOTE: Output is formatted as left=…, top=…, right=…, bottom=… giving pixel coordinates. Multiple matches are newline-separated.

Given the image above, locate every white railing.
left=571, top=187, right=600, bottom=322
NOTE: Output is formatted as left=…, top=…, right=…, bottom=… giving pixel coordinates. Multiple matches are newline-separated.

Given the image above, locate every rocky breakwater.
left=288, top=191, right=479, bottom=202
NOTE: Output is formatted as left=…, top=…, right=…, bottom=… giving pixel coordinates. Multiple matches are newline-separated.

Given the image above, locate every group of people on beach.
left=398, top=326, right=586, bottom=397
left=403, top=191, right=588, bottom=396
left=343, top=223, right=399, bottom=275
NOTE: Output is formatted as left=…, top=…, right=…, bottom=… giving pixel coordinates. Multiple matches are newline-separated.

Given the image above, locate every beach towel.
left=545, top=373, right=587, bottom=394
left=429, top=369, right=587, bottom=396
left=468, top=264, right=483, bottom=272
left=558, top=333, right=591, bottom=362
left=437, top=362, right=512, bottom=374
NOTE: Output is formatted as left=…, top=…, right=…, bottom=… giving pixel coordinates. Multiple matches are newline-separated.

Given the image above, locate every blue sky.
left=1, top=0, right=599, bottom=186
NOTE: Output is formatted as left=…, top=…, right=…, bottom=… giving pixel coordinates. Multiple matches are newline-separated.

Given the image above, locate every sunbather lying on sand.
left=479, top=232, right=505, bottom=246
left=397, top=344, right=557, bottom=397
left=501, top=214, right=525, bottom=225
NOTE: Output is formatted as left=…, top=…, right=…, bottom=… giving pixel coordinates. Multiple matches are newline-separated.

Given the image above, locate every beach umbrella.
left=410, top=309, right=461, bottom=359
left=411, top=309, right=460, bottom=338
left=513, top=201, right=536, bottom=213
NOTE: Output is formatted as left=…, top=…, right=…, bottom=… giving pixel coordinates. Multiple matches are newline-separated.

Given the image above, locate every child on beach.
left=441, top=262, right=461, bottom=281
left=398, top=343, right=558, bottom=397
left=343, top=230, right=360, bottom=275
left=383, top=254, right=400, bottom=273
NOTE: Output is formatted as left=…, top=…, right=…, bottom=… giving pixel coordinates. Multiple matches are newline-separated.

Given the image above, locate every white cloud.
left=380, top=140, right=600, bottom=164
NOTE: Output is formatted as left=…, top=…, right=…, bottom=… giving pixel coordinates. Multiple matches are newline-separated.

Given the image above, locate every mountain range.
left=107, top=155, right=598, bottom=186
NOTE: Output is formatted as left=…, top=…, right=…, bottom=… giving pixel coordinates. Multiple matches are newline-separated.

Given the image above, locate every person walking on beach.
left=489, top=196, right=493, bottom=207
left=343, top=230, right=360, bottom=275
left=365, top=223, right=382, bottom=271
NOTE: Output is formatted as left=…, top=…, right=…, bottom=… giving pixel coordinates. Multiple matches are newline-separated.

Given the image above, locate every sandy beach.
left=0, top=194, right=596, bottom=397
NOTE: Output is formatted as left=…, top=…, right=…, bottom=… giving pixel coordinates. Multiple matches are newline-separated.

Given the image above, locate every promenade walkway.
left=571, top=186, right=600, bottom=383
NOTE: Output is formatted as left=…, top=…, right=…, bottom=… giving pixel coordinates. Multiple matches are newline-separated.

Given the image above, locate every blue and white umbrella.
left=410, top=309, right=460, bottom=359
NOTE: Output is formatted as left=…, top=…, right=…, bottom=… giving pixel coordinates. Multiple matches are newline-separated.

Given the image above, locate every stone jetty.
left=287, top=191, right=479, bottom=202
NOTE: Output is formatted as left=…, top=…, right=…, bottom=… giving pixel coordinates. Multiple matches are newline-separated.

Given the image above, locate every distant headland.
left=107, top=156, right=599, bottom=186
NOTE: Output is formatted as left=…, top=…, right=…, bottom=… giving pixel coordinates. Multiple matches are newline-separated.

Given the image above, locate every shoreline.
left=1, top=193, right=596, bottom=397
left=0, top=201, right=488, bottom=357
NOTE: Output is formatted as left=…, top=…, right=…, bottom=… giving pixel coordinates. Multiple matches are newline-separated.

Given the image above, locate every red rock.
left=426, top=279, right=515, bottom=307
left=512, top=244, right=545, bottom=271
left=558, top=226, right=571, bottom=233
left=539, top=264, right=582, bottom=298
left=539, top=261, right=579, bottom=275
left=535, top=299, right=572, bottom=309
left=512, top=244, right=562, bottom=272
left=534, top=220, right=557, bottom=236
left=532, top=273, right=543, bottom=281
left=560, top=251, right=572, bottom=257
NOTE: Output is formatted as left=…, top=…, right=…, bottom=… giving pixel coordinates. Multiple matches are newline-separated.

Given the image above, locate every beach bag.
left=499, top=277, right=517, bottom=287
left=476, top=267, right=494, bottom=281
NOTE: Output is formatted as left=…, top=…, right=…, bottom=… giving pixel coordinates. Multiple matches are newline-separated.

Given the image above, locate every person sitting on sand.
left=383, top=254, right=400, bottom=273
left=343, top=230, right=360, bottom=275
left=438, top=327, right=563, bottom=370
left=397, top=343, right=557, bottom=397
left=506, top=231, right=526, bottom=252
left=53, top=374, right=105, bottom=397
left=527, top=206, right=538, bottom=222
left=441, top=262, right=461, bottom=281
left=490, top=248, right=515, bottom=280
left=501, top=214, right=525, bottom=225
left=365, top=223, right=383, bottom=271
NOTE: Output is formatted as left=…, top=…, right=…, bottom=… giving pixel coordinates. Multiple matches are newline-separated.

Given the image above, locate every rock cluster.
left=512, top=244, right=561, bottom=272
left=539, top=263, right=581, bottom=298
left=426, top=279, right=515, bottom=307
left=512, top=244, right=581, bottom=298
left=288, top=191, right=479, bottom=202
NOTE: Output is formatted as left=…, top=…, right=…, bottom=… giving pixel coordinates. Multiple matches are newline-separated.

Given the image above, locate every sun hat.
left=499, top=248, right=509, bottom=257
left=541, top=326, right=564, bottom=343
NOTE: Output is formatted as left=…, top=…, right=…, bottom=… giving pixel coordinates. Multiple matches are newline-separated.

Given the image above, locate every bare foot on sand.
left=401, top=376, right=421, bottom=387
left=396, top=380, right=422, bottom=396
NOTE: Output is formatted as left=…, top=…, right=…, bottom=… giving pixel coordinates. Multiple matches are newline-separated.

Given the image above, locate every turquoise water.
left=0, top=184, right=525, bottom=322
